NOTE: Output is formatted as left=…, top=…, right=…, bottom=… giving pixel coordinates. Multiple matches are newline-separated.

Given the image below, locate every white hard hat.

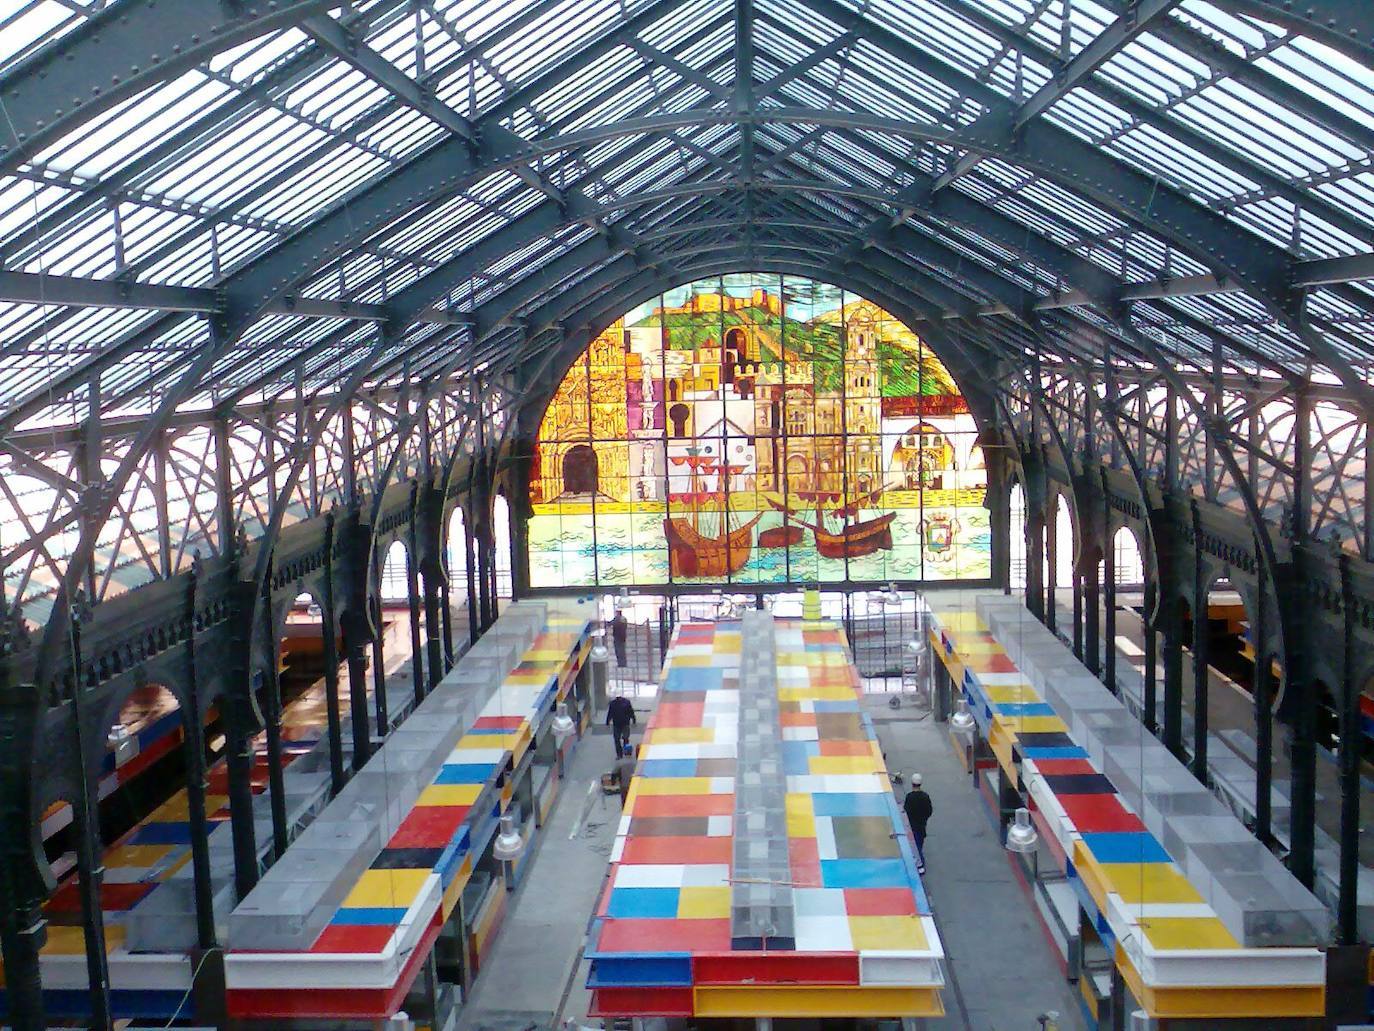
left=912, top=774, right=922, bottom=787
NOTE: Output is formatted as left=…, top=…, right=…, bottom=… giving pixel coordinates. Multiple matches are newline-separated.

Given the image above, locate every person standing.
left=614, top=745, right=638, bottom=808
left=904, top=774, right=933, bottom=875
left=611, top=609, right=629, bottom=667
left=606, top=692, right=636, bottom=758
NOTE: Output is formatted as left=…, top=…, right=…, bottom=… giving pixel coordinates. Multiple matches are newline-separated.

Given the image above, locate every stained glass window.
left=526, top=274, right=990, bottom=587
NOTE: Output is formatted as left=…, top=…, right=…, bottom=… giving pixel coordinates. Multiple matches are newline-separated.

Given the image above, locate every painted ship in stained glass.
left=767, top=487, right=896, bottom=560
left=665, top=451, right=763, bottom=577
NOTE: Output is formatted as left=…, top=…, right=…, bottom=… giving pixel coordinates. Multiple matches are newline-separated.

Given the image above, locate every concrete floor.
left=452, top=652, right=1088, bottom=1031
left=455, top=727, right=624, bottom=1031
left=867, top=697, right=1087, bottom=1031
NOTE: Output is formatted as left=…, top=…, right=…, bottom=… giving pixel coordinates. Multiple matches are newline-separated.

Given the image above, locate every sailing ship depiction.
left=664, top=450, right=763, bottom=577
left=767, top=485, right=896, bottom=559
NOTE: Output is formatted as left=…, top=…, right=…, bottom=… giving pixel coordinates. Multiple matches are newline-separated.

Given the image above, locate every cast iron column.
left=225, top=582, right=261, bottom=901
left=0, top=619, right=49, bottom=1031
left=256, top=578, right=289, bottom=858
left=1084, top=551, right=1101, bottom=677
left=1280, top=558, right=1317, bottom=889
left=370, top=587, right=389, bottom=734
left=1337, top=555, right=1359, bottom=942
left=439, top=579, right=454, bottom=670
left=181, top=566, right=218, bottom=947
left=1072, top=569, right=1084, bottom=659
left=464, top=511, right=479, bottom=646
left=67, top=597, right=114, bottom=1027
left=1025, top=509, right=1045, bottom=621
left=405, top=491, right=426, bottom=706
left=342, top=518, right=374, bottom=770
left=1045, top=509, right=1058, bottom=632
left=1162, top=590, right=1185, bottom=760
left=1252, top=554, right=1272, bottom=846
left=320, top=514, right=346, bottom=793
left=1143, top=579, right=1158, bottom=734
left=1103, top=532, right=1117, bottom=692
left=1190, top=507, right=1208, bottom=781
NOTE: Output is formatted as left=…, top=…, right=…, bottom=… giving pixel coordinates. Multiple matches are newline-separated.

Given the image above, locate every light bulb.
left=906, top=637, right=925, bottom=656
left=551, top=703, right=576, bottom=742
left=492, top=813, right=524, bottom=862
left=1005, top=807, right=1038, bottom=854
left=949, top=698, right=976, bottom=740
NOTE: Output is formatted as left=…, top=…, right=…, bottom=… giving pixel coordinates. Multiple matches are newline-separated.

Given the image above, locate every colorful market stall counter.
left=587, top=615, right=945, bottom=1020
left=927, top=591, right=1327, bottom=1023
left=221, top=600, right=592, bottom=1024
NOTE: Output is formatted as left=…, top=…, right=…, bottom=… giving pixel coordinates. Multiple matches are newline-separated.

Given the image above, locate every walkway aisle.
left=868, top=698, right=1087, bottom=1031
left=455, top=727, right=625, bottom=1031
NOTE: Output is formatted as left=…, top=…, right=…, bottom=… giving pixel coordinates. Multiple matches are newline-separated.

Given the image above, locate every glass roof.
left=0, top=0, right=1368, bottom=446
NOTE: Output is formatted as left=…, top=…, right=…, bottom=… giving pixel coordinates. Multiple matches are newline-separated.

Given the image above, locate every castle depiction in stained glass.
left=528, top=274, right=990, bottom=586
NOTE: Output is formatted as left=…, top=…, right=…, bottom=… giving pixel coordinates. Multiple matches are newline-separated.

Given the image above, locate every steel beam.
left=303, top=15, right=477, bottom=141
left=932, top=0, right=1182, bottom=191
left=1293, top=252, right=1374, bottom=288
left=0, top=272, right=218, bottom=313
left=933, top=0, right=1374, bottom=250
left=0, top=0, right=336, bottom=174
left=13, top=243, right=1359, bottom=327
left=736, top=0, right=755, bottom=186
left=1223, top=0, right=1374, bottom=68
left=1105, top=0, right=1374, bottom=156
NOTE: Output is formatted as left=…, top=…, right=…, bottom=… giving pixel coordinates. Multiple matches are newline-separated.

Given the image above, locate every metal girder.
left=1293, top=253, right=1374, bottom=288
left=209, top=1, right=712, bottom=347
left=736, top=0, right=756, bottom=186
left=302, top=14, right=478, bottom=142
left=932, top=0, right=1183, bottom=191
left=0, top=0, right=408, bottom=268
left=927, top=0, right=1374, bottom=250
left=793, top=123, right=1313, bottom=380
left=758, top=13, right=1297, bottom=313
left=755, top=21, right=857, bottom=98
left=357, top=235, right=632, bottom=387
left=0, top=0, right=702, bottom=432
left=15, top=95, right=1352, bottom=429
left=5, top=13, right=1368, bottom=431
left=10, top=241, right=1362, bottom=323
left=1223, top=0, right=1374, bottom=67
left=629, top=39, right=730, bottom=99
left=0, top=0, right=337, bottom=174
left=1104, top=0, right=1374, bottom=155
left=0, top=272, right=219, bottom=314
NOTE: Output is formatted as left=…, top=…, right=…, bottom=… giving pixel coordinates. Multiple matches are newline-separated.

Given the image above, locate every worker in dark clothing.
left=904, top=774, right=933, bottom=875
left=611, top=609, right=629, bottom=667
left=613, top=745, right=638, bottom=808
left=607, top=693, right=636, bottom=758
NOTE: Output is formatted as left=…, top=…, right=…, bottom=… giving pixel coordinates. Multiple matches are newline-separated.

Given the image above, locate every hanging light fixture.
left=492, top=812, right=524, bottom=862
left=906, top=636, right=926, bottom=657
left=614, top=587, right=632, bottom=610
left=949, top=698, right=976, bottom=741
left=590, top=627, right=610, bottom=663
left=1005, top=806, right=1039, bottom=854
left=551, top=702, right=576, bottom=743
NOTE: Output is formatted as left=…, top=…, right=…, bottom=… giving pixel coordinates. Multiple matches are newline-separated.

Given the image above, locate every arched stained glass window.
left=526, top=274, right=990, bottom=587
